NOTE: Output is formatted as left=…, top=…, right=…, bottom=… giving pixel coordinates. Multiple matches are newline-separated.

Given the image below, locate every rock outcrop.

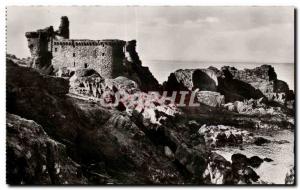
left=6, top=113, right=87, bottom=185
left=220, top=65, right=294, bottom=104
left=164, top=65, right=294, bottom=105
left=123, top=40, right=161, bottom=91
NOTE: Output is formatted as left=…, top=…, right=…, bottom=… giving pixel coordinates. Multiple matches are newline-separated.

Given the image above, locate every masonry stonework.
left=25, top=16, right=160, bottom=91
left=52, top=39, right=126, bottom=78
left=25, top=16, right=128, bottom=78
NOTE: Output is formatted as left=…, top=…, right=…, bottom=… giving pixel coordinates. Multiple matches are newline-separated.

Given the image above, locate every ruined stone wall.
left=25, top=26, right=54, bottom=74
left=52, top=40, right=126, bottom=78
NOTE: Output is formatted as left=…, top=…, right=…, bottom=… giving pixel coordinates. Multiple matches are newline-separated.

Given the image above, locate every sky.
left=6, top=6, right=295, bottom=88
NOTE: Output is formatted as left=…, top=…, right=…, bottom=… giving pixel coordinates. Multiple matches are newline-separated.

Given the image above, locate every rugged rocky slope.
left=6, top=57, right=206, bottom=184
left=6, top=56, right=295, bottom=185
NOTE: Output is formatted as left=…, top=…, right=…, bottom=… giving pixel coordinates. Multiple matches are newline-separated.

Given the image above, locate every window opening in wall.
left=54, top=47, right=57, bottom=52
left=84, top=63, right=88, bottom=68
left=102, top=53, right=105, bottom=56
left=74, top=62, right=76, bottom=67
left=73, top=53, right=75, bottom=57
left=94, top=50, right=97, bottom=58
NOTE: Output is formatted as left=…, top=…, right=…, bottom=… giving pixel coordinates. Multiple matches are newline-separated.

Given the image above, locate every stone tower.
left=56, top=16, right=69, bottom=39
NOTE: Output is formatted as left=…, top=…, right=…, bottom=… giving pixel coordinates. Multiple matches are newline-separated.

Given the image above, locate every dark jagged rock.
left=231, top=153, right=260, bottom=184
left=285, top=167, right=295, bottom=185
left=253, top=137, right=271, bottom=146
left=6, top=113, right=87, bottom=185
left=263, top=158, right=273, bottom=162
left=202, top=152, right=233, bottom=184
left=123, top=40, right=161, bottom=91
left=202, top=152, right=264, bottom=184
left=248, top=156, right=264, bottom=168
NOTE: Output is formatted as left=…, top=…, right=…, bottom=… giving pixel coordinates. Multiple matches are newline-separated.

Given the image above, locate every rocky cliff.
left=6, top=55, right=295, bottom=185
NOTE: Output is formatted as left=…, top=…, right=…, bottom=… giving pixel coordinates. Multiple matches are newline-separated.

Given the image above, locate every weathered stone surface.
left=196, top=91, right=225, bottom=107
left=6, top=113, right=87, bottom=185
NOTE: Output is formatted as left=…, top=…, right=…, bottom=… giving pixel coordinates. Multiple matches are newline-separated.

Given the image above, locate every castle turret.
left=56, top=16, right=69, bottom=39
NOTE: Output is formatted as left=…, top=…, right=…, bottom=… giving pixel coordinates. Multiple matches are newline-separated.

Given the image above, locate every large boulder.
left=220, top=65, right=294, bottom=104
left=196, top=91, right=225, bottom=107
left=164, top=68, right=219, bottom=91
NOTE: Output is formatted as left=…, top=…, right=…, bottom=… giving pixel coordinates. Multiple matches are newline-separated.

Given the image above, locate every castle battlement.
left=53, top=39, right=126, bottom=47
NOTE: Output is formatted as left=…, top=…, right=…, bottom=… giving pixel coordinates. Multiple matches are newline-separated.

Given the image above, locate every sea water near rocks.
left=145, top=60, right=294, bottom=184
left=146, top=60, right=294, bottom=90
left=214, top=129, right=294, bottom=184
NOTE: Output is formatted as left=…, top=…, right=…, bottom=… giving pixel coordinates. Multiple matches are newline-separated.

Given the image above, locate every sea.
left=144, top=60, right=295, bottom=91
left=215, top=129, right=294, bottom=184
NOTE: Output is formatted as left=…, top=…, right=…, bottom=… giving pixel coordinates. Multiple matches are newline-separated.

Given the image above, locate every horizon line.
left=144, top=59, right=294, bottom=65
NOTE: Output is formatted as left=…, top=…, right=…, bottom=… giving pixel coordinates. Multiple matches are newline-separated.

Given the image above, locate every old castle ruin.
left=25, top=16, right=159, bottom=90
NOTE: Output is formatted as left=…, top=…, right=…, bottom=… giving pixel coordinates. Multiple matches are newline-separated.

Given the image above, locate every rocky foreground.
left=6, top=55, right=295, bottom=185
